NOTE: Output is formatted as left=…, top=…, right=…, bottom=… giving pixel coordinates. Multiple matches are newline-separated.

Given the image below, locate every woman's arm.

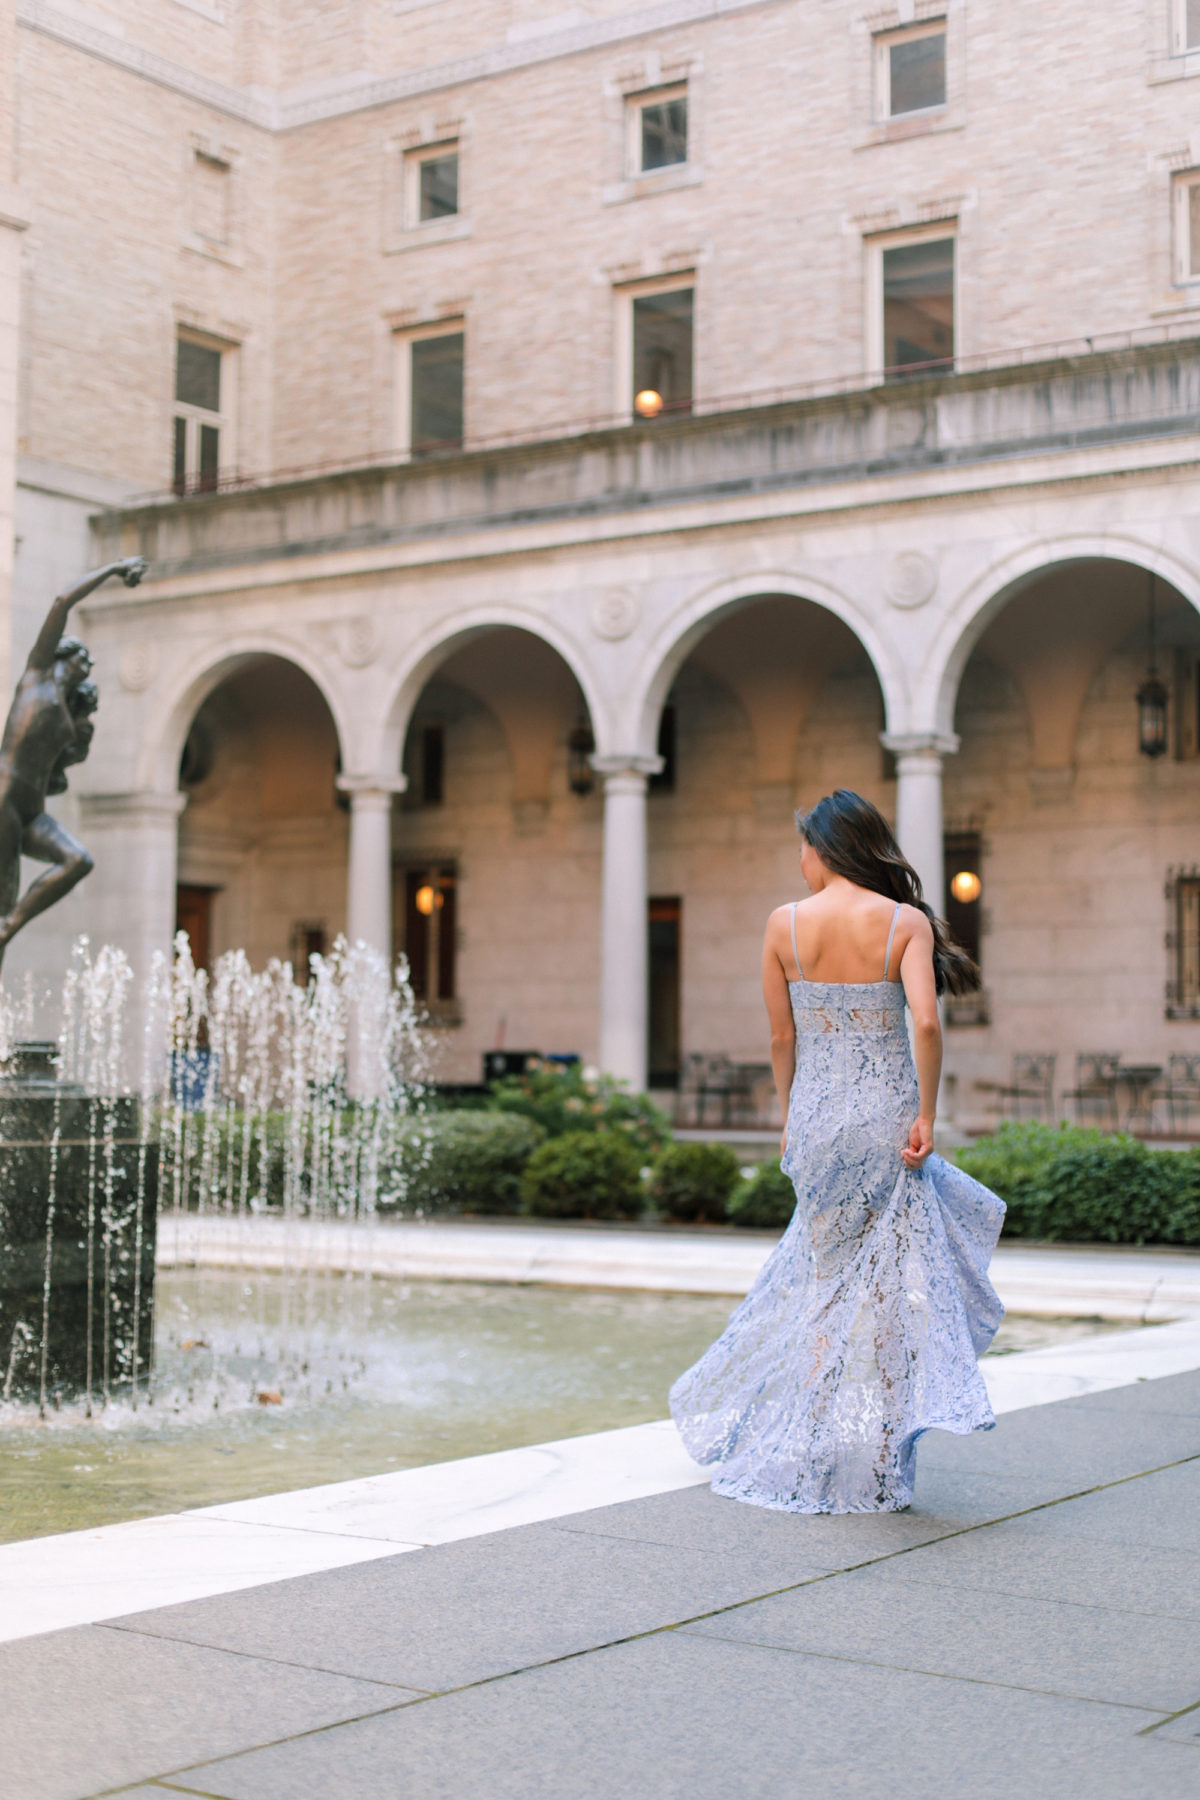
left=898, top=909, right=941, bottom=1170
left=27, top=558, right=146, bottom=671
left=762, top=914, right=796, bottom=1153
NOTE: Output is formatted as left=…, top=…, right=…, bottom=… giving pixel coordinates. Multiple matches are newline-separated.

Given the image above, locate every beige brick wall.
left=11, top=1, right=1200, bottom=489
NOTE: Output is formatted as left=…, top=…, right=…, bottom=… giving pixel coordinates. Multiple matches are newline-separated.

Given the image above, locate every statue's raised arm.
left=0, top=555, right=148, bottom=971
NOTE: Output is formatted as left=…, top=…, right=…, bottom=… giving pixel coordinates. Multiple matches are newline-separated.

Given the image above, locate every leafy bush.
left=520, top=1128, right=644, bottom=1220
left=649, top=1141, right=743, bottom=1223
left=487, top=1060, right=670, bottom=1158
left=726, top=1160, right=795, bottom=1230
left=955, top=1121, right=1200, bottom=1245
left=383, top=1111, right=546, bottom=1215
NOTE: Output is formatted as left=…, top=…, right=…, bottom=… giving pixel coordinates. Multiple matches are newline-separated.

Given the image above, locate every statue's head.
left=55, top=636, right=92, bottom=688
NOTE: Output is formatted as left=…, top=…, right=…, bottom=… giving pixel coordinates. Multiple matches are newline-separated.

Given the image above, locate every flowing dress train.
left=669, top=903, right=1006, bottom=1514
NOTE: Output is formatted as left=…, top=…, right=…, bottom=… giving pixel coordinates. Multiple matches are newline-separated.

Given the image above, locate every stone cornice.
left=17, top=0, right=784, bottom=133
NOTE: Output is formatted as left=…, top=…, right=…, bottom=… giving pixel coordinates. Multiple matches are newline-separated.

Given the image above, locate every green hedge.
left=486, top=1060, right=670, bottom=1158
left=955, top=1122, right=1200, bottom=1246
left=520, top=1129, right=645, bottom=1220
left=726, top=1160, right=795, bottom=1230
left=383, top=1111, right=547, bottom=1215
left=649, top=1141, right=743, bottom=1223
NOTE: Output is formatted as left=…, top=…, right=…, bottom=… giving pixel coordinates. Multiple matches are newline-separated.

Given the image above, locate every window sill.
left=384, top=217, right=472, bottom=256
left=855, top=110, right=963, bottom=151
left=603, top=164, right=702, bottom=206
left=418, top=1001, right=463, bottom=1028
left=1149, top=51, right=1200, bottom=85
left=1166, top=1003, right=1200, bottom=1022
left=182, top=236, right=243, bottom=269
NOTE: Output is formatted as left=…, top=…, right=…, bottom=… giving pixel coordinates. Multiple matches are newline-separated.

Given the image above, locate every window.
left=879, top=234, right=954, bottom=377
left=876, top=22, right=946, bottom=118
left=401, top=865, right=456, bottom=1005
left=173, top=334, right=229, bottom=495
left=395, top=324, right=464, bottom=456
left=629, top=287, right=693, bottom=419
left=1168, top=868, right=1200, bottom=1016
left=191, top=150, right=230, bottom=246
left=406, top=142, right=459, bottom=224
left=648, top=897, right=682, bottom=1087
left=1174, top=171, right=1200, bottom=283
left=1175, top=0, right=1200, bottom=53
left=630, top=86, right=688, bottom=174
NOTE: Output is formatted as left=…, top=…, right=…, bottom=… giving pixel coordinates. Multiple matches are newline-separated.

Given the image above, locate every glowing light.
left=950, top=870, right=982, bottom=905
left=415, top=883, right=442, bottom=916
left=634, top=388, right=664, bottom=418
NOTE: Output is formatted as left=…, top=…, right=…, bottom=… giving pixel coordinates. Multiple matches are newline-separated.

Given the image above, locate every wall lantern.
left=414, top=883, right=443, bottom=917
left=567, top=722, right=596, bottom=795
left=949, top=869, right=982, bottom=904
left=1137, top=572, right=1169, bottom=760
left=634, top=388, right=664, bottom=419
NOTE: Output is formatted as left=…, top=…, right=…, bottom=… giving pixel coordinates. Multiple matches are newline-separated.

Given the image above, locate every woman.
left=670, top=789, right=1005, bottom=1514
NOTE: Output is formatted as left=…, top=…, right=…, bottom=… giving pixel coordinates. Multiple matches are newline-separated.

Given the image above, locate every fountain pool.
left=0, top=1271, right=1129, bottom=1545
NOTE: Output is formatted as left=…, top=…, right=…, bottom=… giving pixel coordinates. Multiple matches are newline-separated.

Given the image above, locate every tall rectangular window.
left=631, top=288, right=693, bottom=418
left=1169, top=870, right=1200, bottom=1015
left=173, top=335, right=227, bottom=495
left=407, top=143, right=460, bottom=224
left=648, top=897, right=682, bottom=1088
left=878, top=24, right=946, bottom=117
left=881, top=237, right=954, bottom=376
left=634, top=90, right=688, bottom=172
left=401, top=865, right=456, bottom=1004
left=1174, top=172, right=1200, bottom=283
left=410, top=331, right=464, bottom=453
left=191, top=150, right=231, bottom=245
left=1187, top=0, right=1200, bottom=50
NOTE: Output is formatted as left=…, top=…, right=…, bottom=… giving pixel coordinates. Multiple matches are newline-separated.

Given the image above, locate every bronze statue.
left=0, top=556, right=147, bottom=969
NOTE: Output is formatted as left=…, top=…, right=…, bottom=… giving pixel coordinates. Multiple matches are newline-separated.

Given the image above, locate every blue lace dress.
left=670, top=903, right=1005, bottom=1514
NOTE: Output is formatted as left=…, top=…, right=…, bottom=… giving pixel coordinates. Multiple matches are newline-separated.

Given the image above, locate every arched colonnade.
left=85, top=533, right=1200, bottom=1092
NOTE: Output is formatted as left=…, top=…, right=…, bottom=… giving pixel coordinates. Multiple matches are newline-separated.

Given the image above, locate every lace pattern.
left=669, top=978, right=1006, bottom=1514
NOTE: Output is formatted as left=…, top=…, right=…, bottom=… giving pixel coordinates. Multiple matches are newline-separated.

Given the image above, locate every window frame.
left=172, top=329, right=237, bottom=496
left=614, top=274, right=696, bottom=424
left=1173, top=168, right=1200, bottom=284
left=392, top=318, right=465, bottom=459
left=625, top=83, right=689, bottom=179
left=865, top=223, right=958, bottom=383
left=1167, top=866, right=1200, bottom=1017
left=874, top=18, right=947, bottom=121
left=404, top=139, right=461, bottom=228
left=1173, top=0, right=1200, bottom=56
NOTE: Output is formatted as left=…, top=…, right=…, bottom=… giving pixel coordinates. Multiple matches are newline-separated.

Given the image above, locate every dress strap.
left=789, top=902, right=803, bottom=980
left=883, top=902, right=902, bottom=980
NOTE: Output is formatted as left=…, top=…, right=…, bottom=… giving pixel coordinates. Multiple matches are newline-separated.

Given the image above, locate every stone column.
left=0, top=177, right=30, bottom=708
left=76, top=792, right=188, bottom=977
left=337, top=775, right=407, bottom=958
left=592, top=754, right=661, bottom=1092
left=880, top=732, right=959, bottom=917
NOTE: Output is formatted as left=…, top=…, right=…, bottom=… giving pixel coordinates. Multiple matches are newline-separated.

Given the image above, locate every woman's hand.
left=902, top=1115, right=935, bottom=1171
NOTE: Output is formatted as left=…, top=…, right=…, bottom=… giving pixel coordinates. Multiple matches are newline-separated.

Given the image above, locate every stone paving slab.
left=116, top=1632, right=1200, bottom=1800
left=0, top=1623, right=418, bottom=1800
left=4, top=1373, right=1199, bottom=1800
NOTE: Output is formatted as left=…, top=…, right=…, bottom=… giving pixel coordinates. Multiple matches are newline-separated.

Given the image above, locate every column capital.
left=336, top=772, right=408, bottom=802
left=880, top=731, right=960, bottom=762
left=77, top=790, right=188, bottom=825
left=590, top=753, right=663, bottom=786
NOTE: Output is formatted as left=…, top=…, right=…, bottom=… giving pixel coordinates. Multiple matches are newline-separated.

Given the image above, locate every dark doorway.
left=176, top=884, right=217, bottom=972
left=648, top=896, right=682, bottom=1088
left=943, top=832, right=983, bottom=966
left=400, top=864, right=457, bottom=1003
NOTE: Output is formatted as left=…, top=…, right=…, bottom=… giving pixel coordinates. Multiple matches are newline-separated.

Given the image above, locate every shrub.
left=649, top=1141, right=743, bottom=1223
left=955, top=1121, right=1200, bottom=1246
left=520, top=1128, right=644, bottom=1220
left=382, top=1111, right=546, bottom=1215
left=486, top=1060, right=670, bottom=1158
left=726, top=1160, right=795, bottom=1230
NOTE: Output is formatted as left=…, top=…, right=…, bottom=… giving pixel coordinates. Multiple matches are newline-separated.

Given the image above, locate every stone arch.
left=925, top=534, right=1200, bottom=738
left=628, top=571, right=908, bottom=758
left=374, top=607, right=608, bottom=776
left=137, top=634, right=354, bottom=795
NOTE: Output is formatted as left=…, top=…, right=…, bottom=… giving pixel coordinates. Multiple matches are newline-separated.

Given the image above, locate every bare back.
left=773, top=887, right=920, bottom=984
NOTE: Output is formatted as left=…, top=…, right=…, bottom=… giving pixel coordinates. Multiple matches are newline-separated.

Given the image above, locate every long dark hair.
left=796, top=788, right=979, bottom=997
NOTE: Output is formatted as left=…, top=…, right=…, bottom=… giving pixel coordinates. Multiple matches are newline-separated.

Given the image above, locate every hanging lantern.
left=634, top=388, right=664, bottom=418
left=1138, top=573, right=1169, bottom=759
left=567, top=722, right=595, bottom=795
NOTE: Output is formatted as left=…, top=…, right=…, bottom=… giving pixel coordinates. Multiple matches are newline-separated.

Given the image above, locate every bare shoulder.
left=899, top=904, right=934, bottom=946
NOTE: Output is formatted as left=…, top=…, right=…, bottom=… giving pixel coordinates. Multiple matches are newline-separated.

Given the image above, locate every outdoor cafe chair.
left=1063, top=1052, right=1120, bottom=1130
left=997, top=1052, right=1056, bottom=1121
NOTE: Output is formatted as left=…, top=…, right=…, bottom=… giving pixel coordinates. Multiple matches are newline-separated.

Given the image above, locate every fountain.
left=0, top=561, right=428, bottom=1414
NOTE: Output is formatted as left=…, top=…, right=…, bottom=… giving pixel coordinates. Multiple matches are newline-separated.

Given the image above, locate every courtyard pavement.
left=2, top=1365, right=1200, bottom=1798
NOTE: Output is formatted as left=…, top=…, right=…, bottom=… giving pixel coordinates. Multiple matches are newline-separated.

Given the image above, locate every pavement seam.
left=669, top=1626, right=1175, bottom=1715
left=77, top=1446, right=1200, bottom=1796
left=842, top=1564, right=1200, bottom=1626
left=95, top=1620, right=436, bottom=1693
left=1137, top=1693, right=1200, bottom=1737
